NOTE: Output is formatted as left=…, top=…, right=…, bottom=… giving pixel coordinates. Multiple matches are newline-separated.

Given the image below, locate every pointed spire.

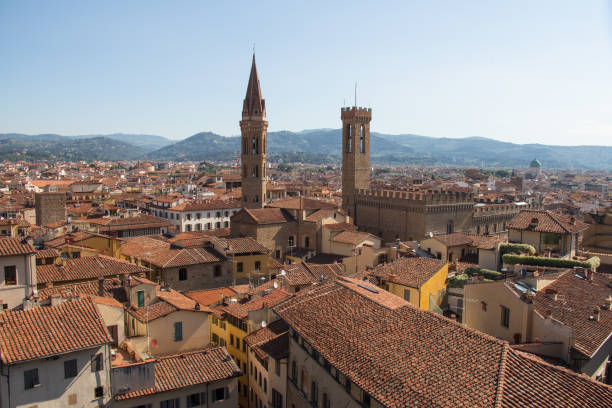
left=243, top=53, right=266, bottom=119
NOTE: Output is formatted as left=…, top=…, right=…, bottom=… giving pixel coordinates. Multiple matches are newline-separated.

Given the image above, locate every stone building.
left=241, top=54, right=268, bottom=209
left=35, top=191, right=66, bottom=226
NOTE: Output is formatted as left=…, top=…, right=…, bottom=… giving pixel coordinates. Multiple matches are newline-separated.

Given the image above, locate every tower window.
left=252, top=137, right=258, bottom=154
left=360, top=124, right=365, bottom=153
left=252, top=166, right=259, bottom=178
left=346, top=125, right=352, bottom=153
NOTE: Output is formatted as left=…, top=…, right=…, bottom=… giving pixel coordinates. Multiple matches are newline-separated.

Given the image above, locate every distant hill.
left=145, top=129, right=412, bottom=161
left=1, top=131, right=610, bottom=169
left=0, top=135, right=145, bottom=161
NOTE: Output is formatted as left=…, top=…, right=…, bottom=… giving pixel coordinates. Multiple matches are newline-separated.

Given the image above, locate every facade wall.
left=464, top=281, right=530, bottom=344
left=0, top=345, right=111, bottom=408
left=96, top=303, right=126, bottom=346
left=0, top=253, right=36, bottom=309
left=35, top=192, right=66, bottom=226
left=160, top=261, right=233, bottom=292
left=478, top=249, right=499, bottom=270
left=233, top=253, right=271, bottom=284
left=128, top=310, right=210, bottom=357
left=113, top=377, right=239, bottom=408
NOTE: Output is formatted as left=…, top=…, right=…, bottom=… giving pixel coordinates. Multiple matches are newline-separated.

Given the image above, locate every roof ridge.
left=494, top=342, right=510, bottom=408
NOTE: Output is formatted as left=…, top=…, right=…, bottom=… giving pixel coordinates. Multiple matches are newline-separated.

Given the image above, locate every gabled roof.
left=428, top=232, right=502, bottom=250
left=213, top=237, right=270, bottom=255
left=234, top=207, right=295, bottom=225
left=330, top=230, right=379, bottom=245
left=221, top=288, right=292, bottom=320
left=532, top=270, right=612, bottom=358
left=120, top=236, right=224, bottom=268
left=38, top=277, right=128, bottom=303
left=507, top=210, right=588, bottom=234
left=0, top=237, right=35, bottom=256
left=36, top=255, right=150, bottom=284
left=281, top=262, right=343, bottom=287
left=114, top=347, right=242, bottom=400
left=274, top=278, right=612, bottom=408
left=0, top=298, right=112, bottom=364
left=371, top=256, right=447, bottom=289
left=244, top=319, right=289, bottom=361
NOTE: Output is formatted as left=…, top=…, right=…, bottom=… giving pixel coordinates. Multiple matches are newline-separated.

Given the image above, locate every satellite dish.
left=261, top=320, right=267, bottom=327
left=273, top=281, right=279, bottom=289
left=280, top=269, right=287, bottom=276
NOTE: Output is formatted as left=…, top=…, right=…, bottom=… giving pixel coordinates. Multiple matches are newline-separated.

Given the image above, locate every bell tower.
left=341, top=106, right=371, bottom=218
left=240, top=54, right=268, bottom=209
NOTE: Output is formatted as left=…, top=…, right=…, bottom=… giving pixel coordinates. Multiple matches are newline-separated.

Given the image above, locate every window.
left=64, top=359, right=77, bottom=378
left=196, top=213, right=201, bottom=219
left=346, top=124, right=352, bottom=152
left=91, top=353, right=103, bottom=372
left=275, top=250, right=280, bottom=259
left=500, top=306, right=510, bottom=328
left=291, top=361, right=297, bottom=380
left=94, top=386, right=104, bottom=398
left=360, top=124, right=365, bottom=153
left=187, top=214, right=191, bottom=221
left=311, top=381, right=318, bottom=406
left=237, top=262, right=244, bottom=273
left=236, top=337, right=241, bottom=350
left=224, top=221, right=229, bottom=228
left=250, top=362, right=253, bottom=375
left=481, top=301, right=487, bottom=312
left=288, top=236, right=295, bottom=247
left=403, top=289, right=410, bottom=302
left=179, top=268, right=187, bottom=281
left=264, top=377, right=268, bottom=392
left=215, top=222, right=221, bottom=229
left=160, top=398, right=180, bottom=408
left=362, top=391, right=371, bottom=407
left=214, top=265, right=222, bottom=277
left=216, top=211, right=222, bottom=218
left=4, top=265, right=16, bottom=285
left=174, top=322, right=183, bottom=341
left=24, top=368, right=39, bottom=389
left=212, top=387, right=227, bottom=402
left=304, top=236, right=310, bottom=248
left=230, top=334, right=234, bottom=347
left=187, top=392, right=207, bottom=407
left=272, top=389, right=283, bottom=408
left=137, top=290, right=145, bottom=307
left=255, top=261, right=261, bottom=271
left=323, top=393, right=330, bottom=408
left=224, top=211, right=229, bottom=217
left=275, top=359, right=280, bottom=376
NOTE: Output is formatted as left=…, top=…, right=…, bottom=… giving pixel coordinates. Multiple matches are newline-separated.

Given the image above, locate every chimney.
left=98, top=277, right=104, bottom=296
left=593, top=309, right=600, bottom=322
left=529, top=217, right=539, bottom=229
left=570, top=216, right=576, bottom=226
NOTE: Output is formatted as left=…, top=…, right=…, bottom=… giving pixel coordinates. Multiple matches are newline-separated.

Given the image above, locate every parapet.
left=341, top=106, right=372, bottom=121
left=354, top=188, right=474, bottom=204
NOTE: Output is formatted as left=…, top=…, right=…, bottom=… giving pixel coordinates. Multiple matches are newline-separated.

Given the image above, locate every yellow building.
left=209, top=237, right=274, bottom=284
left=207, top=287, right=292, bottom=408
left=0, top=218, right=30, bottom=238
left=369, top=256, right=449, bottom=311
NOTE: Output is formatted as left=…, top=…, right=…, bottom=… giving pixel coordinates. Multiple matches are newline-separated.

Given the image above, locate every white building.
left=0, top=298, right=113, bottom=408
left=0, top=238, right=37, bottom=309
left=166, top=199, right=241, bottom=232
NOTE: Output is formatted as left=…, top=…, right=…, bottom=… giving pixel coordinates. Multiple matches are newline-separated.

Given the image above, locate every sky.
left=1, top=1, right=612, bottom=146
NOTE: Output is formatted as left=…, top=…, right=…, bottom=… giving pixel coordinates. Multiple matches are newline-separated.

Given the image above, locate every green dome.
left=530, top=159, right=542, bottom=168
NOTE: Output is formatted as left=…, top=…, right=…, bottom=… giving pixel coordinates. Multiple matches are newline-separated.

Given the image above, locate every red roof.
left=114, top=347, right=241, bottom=400
left=0, top=298, right=112, bottom=364
left=0, top=237, right=35, bottom=256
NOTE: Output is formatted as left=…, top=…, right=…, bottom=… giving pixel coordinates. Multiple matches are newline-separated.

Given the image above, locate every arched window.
left=304, top=236, right=310, bottom=248
left=447, top=220, right=454, bottom=234
left=346, top=124, right=352, bottom=153
left=360, top=124, right=365, bottom=153
left=224, top=221, right=229, bottom=228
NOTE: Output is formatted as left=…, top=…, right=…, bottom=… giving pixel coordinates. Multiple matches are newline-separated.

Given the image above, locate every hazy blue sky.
left=1, top=1, right=611, bottom=145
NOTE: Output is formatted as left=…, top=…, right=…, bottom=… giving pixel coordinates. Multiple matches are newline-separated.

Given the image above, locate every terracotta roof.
left=184, top=287, right=239, bottom=307
left=532, top=270, right=612, bottom=357
left=222, top=288, right=292, bottom=320
left=243, top=208, right=294, bottom=225
left=267, top=196, right=336, bottom=211
left=303, top=209, right=334, bottom=222
left=36, top=255, right=151, bottom=284
left=281, top=262, right=343, bottom=287
left=371, top=256, right=447, bottom=288
left=35, top=248, right=60, bottom=259
left=120, top=236, right=224, bottom=268
left=430, top=232, right=502, bottom=250
left=213, top=237, right=270, bottom=255
left=0, top=298, right=112, bottom=364
left=170, top=199, right=240, bottom=212
left=0, top=237, right=35, bottom=256
left=92, top=215, right=172, bottom=231
left=330, top=230, right=378, bottom=245
left=323, top=222, right=357, bottom=231
left=114, top=347, right=242, bottom=400
left=507, top=210, right=589, bottom=234
left=38, top=277, right=128, bottom=303
left=274, top=278, right=612, bottom=408
left=244, top=319, right=289, bottom=361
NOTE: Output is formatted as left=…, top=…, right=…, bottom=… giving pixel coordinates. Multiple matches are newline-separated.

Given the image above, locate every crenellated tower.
left=341, top=106, right=371, bottom=219
left=240, top=54, right=268, bottom=209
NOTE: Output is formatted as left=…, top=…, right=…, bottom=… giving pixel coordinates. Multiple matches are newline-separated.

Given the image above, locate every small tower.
left=240, top=54, right=268, bottom=209
left=341, top=106, right=371, bottom=218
